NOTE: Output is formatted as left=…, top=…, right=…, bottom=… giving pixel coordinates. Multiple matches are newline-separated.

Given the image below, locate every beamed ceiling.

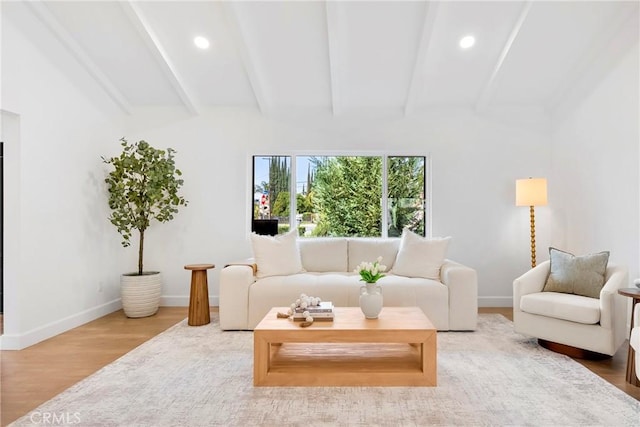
left=4, top=1, right=639, bottom=121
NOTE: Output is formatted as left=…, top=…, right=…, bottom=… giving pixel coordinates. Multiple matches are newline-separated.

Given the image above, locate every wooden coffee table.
left=253, top=306, right=437, bottom=386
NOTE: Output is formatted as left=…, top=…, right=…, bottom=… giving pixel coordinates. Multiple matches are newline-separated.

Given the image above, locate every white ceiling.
left=5, top=1, right=639, bottom=119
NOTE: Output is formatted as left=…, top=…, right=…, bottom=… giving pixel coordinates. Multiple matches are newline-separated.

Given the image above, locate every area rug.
left=9, top=314, right=640, bottom=426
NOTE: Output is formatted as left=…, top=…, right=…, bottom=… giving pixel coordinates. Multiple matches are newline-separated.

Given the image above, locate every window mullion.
left=290, top=155, right=297, bottom=232
left=381, top=155, right=388, bottom=238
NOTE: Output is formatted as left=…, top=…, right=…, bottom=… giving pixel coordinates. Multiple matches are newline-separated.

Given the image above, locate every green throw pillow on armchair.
left=542, top=247, right=609, bottom=299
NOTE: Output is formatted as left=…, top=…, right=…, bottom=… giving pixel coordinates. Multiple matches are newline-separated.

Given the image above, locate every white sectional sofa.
left=219, top=235, right=478, bottom=331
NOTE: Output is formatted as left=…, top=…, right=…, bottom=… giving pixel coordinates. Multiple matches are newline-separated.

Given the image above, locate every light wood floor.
left=1, top=307, right=638, bottom=426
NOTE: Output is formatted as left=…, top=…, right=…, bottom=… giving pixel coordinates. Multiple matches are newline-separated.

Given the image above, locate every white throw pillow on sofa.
left=392, top=229, right=451, bottom=280
left=250, top=229, right=303, bottom=278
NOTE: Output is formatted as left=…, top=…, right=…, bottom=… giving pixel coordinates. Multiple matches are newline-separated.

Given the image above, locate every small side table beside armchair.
left=619, top=287, right=640, bottom=386
left=630, top=303, right=640, bottom=386
left=185, top=264, right=215, bottom=326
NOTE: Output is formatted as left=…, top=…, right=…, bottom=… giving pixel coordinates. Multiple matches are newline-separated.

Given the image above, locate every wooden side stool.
left=618, top=287, right=640, bottom=386
left=184, top=264, right=215, bottom=326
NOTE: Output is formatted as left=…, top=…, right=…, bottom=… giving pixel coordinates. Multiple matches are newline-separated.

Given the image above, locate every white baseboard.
left=478, top=296, right=513, bottom=307
left=0, top=299, right=122, bottom=350
left=160, top=295, right=220, bottom=307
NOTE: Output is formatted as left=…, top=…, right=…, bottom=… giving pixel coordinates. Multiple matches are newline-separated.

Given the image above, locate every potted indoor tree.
left=103, top=138, right=188, bottom=317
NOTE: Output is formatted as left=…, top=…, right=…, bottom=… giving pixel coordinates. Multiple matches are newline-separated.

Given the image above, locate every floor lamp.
left=516, top=178, right=548, bottom=268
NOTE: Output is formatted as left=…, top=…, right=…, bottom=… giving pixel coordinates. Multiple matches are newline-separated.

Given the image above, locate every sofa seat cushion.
left=377, top=275, right=448, bottom=306
left=247, top=273, right=449, bottom=329
left=252, top=273, right=446, bottom=304
left=251, top=273, right=358, bottom=305
left=520, top=292, right=601, bottom=325
left=247, top=273, right=357, bottom=328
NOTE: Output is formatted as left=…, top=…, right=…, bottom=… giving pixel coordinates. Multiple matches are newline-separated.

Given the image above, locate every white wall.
left=122, top=107, right=551, bottom=309
left=1, top=15, right=126, bottom=349
left=9, top=3, right=637, bottom=350
left=550, top=45, right=639, bottom=283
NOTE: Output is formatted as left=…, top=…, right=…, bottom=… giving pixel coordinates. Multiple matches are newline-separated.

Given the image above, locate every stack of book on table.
left=293, top=301, right=334, bottom=321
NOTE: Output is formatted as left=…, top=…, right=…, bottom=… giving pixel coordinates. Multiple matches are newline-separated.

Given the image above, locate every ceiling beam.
left=325, top=1, right=346, bottom=116
left=404, top=1, right=439, bottom=116
left=25, top=1, right=132, bottom=115
left=475, top=1, right=533, bottom=112
left=120, top=1, right=199, bottom=116
left=221, top=2, right=270, bottom=114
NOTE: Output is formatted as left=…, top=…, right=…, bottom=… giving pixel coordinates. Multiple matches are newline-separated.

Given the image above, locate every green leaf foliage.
left=102, top=138, right=188, bottom=275
left=268, top=156, right=290, bottom=215
left=387, top=157, right=425, bottom=237
left=312, top=157, right=382, bottom=237
left=272, top=191, right=290, bottom=217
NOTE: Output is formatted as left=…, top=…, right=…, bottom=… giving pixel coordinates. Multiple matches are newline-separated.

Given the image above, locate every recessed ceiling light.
left=459, top=35, right=475, bottom=49
left=194, top=36, right=210, bottom=50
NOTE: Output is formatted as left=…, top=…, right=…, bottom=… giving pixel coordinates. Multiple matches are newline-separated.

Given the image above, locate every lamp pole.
left=516, top=178, right=548, bottom=269
left=529, top=205, right=536, bottom=268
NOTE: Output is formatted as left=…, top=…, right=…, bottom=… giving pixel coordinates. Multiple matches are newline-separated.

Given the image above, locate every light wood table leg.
left=253, top=334, right=270, bottom=386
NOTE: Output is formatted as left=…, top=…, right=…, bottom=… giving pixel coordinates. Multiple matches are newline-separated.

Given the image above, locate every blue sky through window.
left=253, top=156, right=312, bottom=198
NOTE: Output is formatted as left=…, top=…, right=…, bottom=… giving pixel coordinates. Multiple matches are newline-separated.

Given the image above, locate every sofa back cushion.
left=347, top=238, right=400, bottom=273
left=391, top=229, right=451, bottom=280
left=299, top=238, right=348, bottom=272
left=250, top=229, right=303, bottom=278
left=542, top=247, right=609, bottom=299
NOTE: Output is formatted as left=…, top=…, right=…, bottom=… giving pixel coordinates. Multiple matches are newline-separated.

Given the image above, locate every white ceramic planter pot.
left=121, top=272, right=162, bottom=318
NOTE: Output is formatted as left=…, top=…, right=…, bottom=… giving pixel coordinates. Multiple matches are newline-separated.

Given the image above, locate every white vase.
left=359, top=282, right=383, bottom=319
left=121, top=272, right=162, bottom=318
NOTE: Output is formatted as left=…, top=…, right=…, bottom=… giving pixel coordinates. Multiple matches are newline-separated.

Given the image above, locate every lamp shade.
left=516, top=178, right=548, bottom=206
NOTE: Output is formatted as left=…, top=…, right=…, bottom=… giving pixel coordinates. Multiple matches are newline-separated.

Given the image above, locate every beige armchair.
left=513, top=261, right=628, bottom=357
